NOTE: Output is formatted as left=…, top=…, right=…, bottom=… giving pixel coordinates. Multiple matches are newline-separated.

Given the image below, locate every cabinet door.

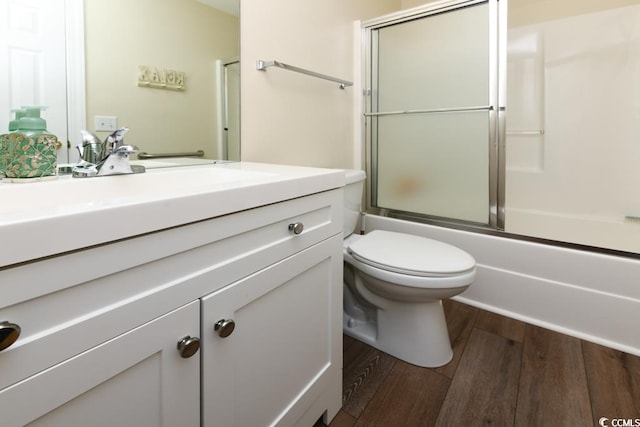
left=0, top=301, right=200, bottom=427
left=202, top=236, right=343, bottom=427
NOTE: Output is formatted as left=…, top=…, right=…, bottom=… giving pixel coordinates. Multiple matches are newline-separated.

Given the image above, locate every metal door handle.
left=177, top=336, right=201, bottom=358
left=214, top=319, right=236, bottom=338
left=288, top=222, right=304, bottom=235
left=0, top=321, right=21, bottom=352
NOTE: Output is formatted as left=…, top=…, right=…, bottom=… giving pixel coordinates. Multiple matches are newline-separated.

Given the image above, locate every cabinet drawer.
left=0, top=189, right=341, bottom=391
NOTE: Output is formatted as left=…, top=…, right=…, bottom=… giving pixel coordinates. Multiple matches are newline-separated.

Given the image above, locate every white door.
left=0, top=0, right=69, bottom=163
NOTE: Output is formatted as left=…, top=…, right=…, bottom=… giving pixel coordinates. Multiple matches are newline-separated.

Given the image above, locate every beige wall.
left=401, top=0, right=436, bottom=9
left=85, top=0, right=238, bottom=158
left=509, top=0, right=640, bottom=28
left=401, top=0, right=640, bottom=25
left=240, top=0, right=400, bottom=168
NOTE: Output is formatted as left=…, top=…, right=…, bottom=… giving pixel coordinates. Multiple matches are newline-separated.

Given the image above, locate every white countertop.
left=0, top=162, right=344, bottom=268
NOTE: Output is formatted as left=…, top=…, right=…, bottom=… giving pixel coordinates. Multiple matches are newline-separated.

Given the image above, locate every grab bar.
left=256, top=59, right=353, bottom=89
left=364, top=105, right=493, bottom=117
left=137, top=150, right=205, bottom=159
left=506, top=130, right=545, bottom=135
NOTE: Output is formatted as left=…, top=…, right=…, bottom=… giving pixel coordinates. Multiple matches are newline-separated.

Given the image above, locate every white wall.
left=240, top=0, right=400, bottom=168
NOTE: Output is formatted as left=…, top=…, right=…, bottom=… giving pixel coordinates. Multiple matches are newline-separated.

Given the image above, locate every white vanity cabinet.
left=0, top=184, right=343, bottom=427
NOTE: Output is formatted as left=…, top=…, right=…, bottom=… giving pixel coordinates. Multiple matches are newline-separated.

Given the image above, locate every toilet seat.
left=347, top=230, right=475, bottom=278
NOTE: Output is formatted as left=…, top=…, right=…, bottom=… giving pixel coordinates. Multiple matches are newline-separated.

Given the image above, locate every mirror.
left=85, top=0, right=240, bottom=162
left=0, top=0, right=239, bottom=166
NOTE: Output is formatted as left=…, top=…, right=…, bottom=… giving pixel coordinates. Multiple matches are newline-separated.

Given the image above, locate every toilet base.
left=343, top=299, right=453, bottom=368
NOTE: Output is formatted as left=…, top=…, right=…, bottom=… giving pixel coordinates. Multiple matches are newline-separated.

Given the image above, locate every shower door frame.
left=362, top=0, right=507, bottom=231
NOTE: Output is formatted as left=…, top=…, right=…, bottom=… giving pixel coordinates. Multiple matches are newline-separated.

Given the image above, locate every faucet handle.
left=79, top=130, right=105, bottom=163
left=113, top=144, right=139, bottom=155
left=105, top=127, right=130, bottom=152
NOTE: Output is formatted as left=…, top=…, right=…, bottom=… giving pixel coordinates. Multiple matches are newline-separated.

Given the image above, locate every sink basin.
left=0, top=162, right=345, bottom=268
left=1, top=165, right=274, bottom=222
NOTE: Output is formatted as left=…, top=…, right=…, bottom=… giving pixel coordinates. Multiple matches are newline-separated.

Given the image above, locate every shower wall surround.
left=505, top=3, right=640, bottom=254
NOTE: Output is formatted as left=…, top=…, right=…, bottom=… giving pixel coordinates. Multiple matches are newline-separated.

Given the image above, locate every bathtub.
left=364, top=213, right=640, bottom=356
left=505, top=207, right=640, bottom=254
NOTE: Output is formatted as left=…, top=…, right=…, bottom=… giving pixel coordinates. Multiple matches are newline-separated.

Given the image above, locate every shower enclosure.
left=363, top=0, right=640, bottom=255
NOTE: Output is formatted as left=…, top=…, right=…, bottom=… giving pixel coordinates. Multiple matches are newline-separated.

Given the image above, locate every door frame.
left=216, top=56, right=240, bottom=161
left=65, top=0, right=86, bottom=164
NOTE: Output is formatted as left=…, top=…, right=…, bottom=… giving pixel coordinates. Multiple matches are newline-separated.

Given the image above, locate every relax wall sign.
left=137, top=66, right=185, bottom=91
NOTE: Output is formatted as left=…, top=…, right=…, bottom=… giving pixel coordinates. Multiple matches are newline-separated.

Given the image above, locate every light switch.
left=94, top=116, right=117, bottom=132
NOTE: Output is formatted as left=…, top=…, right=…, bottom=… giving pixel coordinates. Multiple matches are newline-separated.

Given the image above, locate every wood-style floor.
left=317, top=300, right=640, bottom=427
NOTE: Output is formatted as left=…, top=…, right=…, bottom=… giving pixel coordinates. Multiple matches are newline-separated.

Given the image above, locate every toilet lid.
left=347, top=230, right=475, bottom=277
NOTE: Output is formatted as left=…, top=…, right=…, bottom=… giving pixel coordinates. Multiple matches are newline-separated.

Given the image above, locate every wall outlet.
left=94, top=115, right=117, bottom=132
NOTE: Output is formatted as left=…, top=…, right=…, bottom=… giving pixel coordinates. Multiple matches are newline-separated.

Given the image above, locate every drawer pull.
left=288, top=222, right=304, bottom=235
left=177, top=336, right=201, bottom=358
left=0, top=321, right=21, bottom=352
left=214, top=319, right=236, bottom=338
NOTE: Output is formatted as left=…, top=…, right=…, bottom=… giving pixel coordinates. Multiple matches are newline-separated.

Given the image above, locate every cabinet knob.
left=0, top=321, right=21, bottom=352
left=288, top=222, right=304, bottom=235
left=177, top=336, right=200, bottom=358
left=214, top=319, right=236, bottom=338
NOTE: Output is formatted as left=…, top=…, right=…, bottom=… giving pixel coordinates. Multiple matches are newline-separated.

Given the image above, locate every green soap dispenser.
left=1, top=109, right=25, bottom=177
left=2, top=105, right=59, bottom=180
left=8, top=108, right=26, bottom=132
left=17, top=106, right=49, bottom=136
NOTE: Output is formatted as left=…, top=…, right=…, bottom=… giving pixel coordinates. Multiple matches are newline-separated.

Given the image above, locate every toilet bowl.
left=342, top=170, right=476, bottom=367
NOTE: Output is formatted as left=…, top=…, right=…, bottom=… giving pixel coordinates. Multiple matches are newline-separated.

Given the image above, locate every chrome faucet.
left=72, top=127, right=145, bottom=177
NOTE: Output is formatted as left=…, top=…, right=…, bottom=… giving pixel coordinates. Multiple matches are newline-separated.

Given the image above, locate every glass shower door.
left=368, top=1, right=498, bottom=226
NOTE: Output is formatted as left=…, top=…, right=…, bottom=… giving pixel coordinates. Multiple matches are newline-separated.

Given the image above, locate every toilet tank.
left=344, top=169, right=366, bottom=237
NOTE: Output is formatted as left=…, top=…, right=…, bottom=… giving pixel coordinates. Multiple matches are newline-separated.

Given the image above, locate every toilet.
left=342, top=170, right=476, bottom=367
